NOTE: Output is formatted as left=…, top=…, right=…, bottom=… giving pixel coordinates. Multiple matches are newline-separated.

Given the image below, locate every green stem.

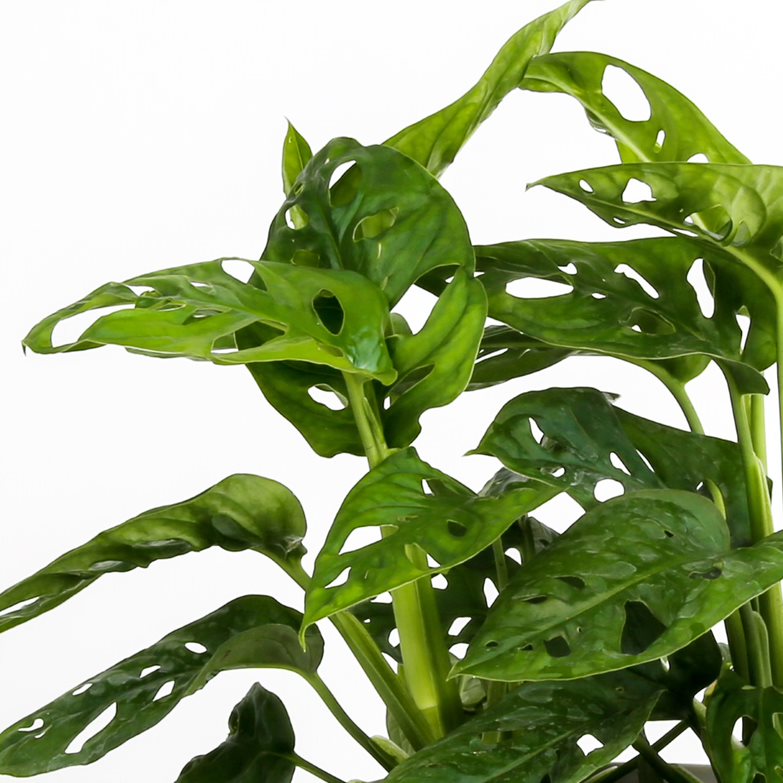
left=290, top=753, right=347, bottom=783
left=484, top=539, right=510, bottom=719
left=631, top=738, right=704, bottom=783
left=740, top=604, right=773, bottom=688
left=343, top=372, right=460, bottom=740
left=750, top=394, right=768, bottom=472
left=726, top=373, right=783, bottom=685
left=306, top=673, right=397, bottom=771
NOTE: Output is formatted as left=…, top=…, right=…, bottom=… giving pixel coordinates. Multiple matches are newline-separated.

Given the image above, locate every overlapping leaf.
left=23, top=258, right=396, bottom=382
left=263, top=137, right=474, bottom=307
left=0, top=597, right=321, bottom=775
left=176, top=684, right=296, bottom=783
left=303, top=448, right=557, bottom=630
left=474, top=386, right=751, bottom=543
left=281, top=122, right=312, bottom=198
left=706, top=668, right=783, bottom=782
left=384, top=668, right=661, bottom=783
left=385, top=0, right=593, bottom=177
left=0, top=475, right=307, bottom=634
left=477, top=237, right=766, bottom=392
left=457, top=490, right=783, bottom=682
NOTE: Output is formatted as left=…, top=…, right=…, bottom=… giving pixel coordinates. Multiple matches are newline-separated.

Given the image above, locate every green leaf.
left=475, top=386, right=752, bottom=545
left=477, top=237, right=766, bottom=392
left=522, top=51, right=748, bottom=165
left=0, top=474, right=307, bottom=634
left=384, top=669, right=662, bottom=783
left=23, top=258, right=396, bottom=383
left=383, top=270, right=487, bottom=447
left=281, top=121, right=313, bottom=196
left=176, top=683, right=295, bottom=783
left=384, top=0, right=593, bottom=177
left=457, top=490, right=783, bottom=682
left=706, top=668, right=783, bottom=782
left=0, top=596, right=320, bottom=775
left=263, top=137, right=474, bottom=307
left=303, top=448, right=556, bottom=630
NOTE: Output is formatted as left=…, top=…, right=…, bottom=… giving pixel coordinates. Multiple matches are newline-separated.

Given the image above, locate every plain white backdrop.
left=2, top=1, right=783, bottom=780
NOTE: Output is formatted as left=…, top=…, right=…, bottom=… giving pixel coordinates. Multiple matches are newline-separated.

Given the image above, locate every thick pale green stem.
left=343, top=372, right=460, bottom=740
left=291, top=754, right=346, bottom=783
left=750, top=394, right=768, bottom=472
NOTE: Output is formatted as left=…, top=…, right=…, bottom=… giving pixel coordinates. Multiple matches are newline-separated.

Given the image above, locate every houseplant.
left=2, top=0, right=783, bottom=780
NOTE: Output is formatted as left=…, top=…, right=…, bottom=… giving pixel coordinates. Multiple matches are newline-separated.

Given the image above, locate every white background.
left=2, top=1, right=783, bottom=780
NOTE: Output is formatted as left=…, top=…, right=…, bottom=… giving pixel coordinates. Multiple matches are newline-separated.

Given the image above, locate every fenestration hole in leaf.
left=544, top=635, right=571, bottom=658
left=529, top=418, right=545, bottom=444
left=312, top=290, right=345, bottom=335
left=0, top=597, right=39, bottom=618
left=64, top=703, right=117, bottom=755
left=505, top=278, right=573, bottom=299
left=579, top=179, right=594, bottom=193
left=688, top=152, right=710, bottom=163
left=448, top=617, right=471, bottom=636
left=308, top=385, right=347, bottom=411
left=689, top=566, right=723, bottom=580
left=609, top=451, right=631, bottom=475
left=72, top=682, right=93, bottom=696
left=523, top=595, right=548, bottom=605
left=326, top=566, right=351, bottom=589
left=654, top=130, right=666, bottom=151
left=221, top=259, right=255, bottom=283
left=284, top=207, right=309, bottom=229
left=51, top=305, right=135, bottom=348
left=577, top=734, right=604, bottom=755
left=621, top=178, right=654, bottom=204
left=557, top=575, right=586, bottom=590
left=621, top=600, right=667, bottom=654
left=292, top=249, right=320, bottom=267
left=601, top=65, right=652, bottom=121
left=614, top=263, right=659, bottom=299
left=686, top=258, right=715, bottom=318
left=18, top=718, right=44, bottom=733
left=153, top=681, right=176, bottom=701
left=329, top=161, right=361, bottom=206
left=352, top=207, right=399, bottom=241
left=594, top=479, right=624, bottom=502
left=185, top=642, right=208, bottom=654
left=447, top=519, right=467, bottom=538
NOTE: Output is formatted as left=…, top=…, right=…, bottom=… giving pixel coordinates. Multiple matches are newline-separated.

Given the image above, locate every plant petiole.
left=290, top=753, right=347, bottom=783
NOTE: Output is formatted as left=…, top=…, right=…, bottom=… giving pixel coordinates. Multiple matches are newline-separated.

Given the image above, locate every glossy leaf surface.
left=176, top=684, right=295, bottom=783
left=458, top=490, right=783, bottom=681
left=303, top=448, right=556, bottom=629
left=281, top=121, right=312, bottom=196
left=0, top=597, right=320, bottom=775
left=385, top=669, right=661, bottom=783
left=0, top=475, right=307, bottom=634
left=477, top=237, right=765, bottom=392
left=385, top=0, right=593, bottom=177
left=263, top=137, right=474, bottom=306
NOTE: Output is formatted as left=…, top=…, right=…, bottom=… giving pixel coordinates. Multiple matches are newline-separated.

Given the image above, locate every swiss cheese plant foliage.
left=5, top=1, right=783, bottom=780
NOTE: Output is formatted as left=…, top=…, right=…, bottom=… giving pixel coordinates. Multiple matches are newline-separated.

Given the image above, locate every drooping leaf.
left=303, top=448, right=557, bottom=630
left=0, top=597, right=321, bottom=775
left=457, top=490, right=783, bottom=682
left=384, top=668, right=662, bottom=783
left=176, top=683, right=295, bottom=783
left=383, top=270, right=487, bottom=447
left=263, top=137, right=474, bottom=307
left=475, top=386, right=752, bottom=545
left=522, top=51, right=748, bottom=166
left=477, top=237, right=766, bottom=392
left=281, top=121, right=313, bottom=196
left=0, top=475, right=307, bottom=635
left=384, top=0, right=593, bottom=177
left=23, top=259, right=396, bottom=383
left=706, top=668, right=783, bottom=782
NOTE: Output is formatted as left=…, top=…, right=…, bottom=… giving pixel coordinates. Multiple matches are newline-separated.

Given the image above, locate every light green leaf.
left=303, top=448, right=556, bottom=630
left=477, top=237, right=766, bottom=392
left=457, top=490, right=783, bottom=682
left=475, top=386, right=752, bottom=545
left=281, top=121, right=312, bottom=196
left=176, top=684, right=295, bottom=783
left=0, top=597, right=320, bottom=775
left=23, top=258, right=396, bottom=383
left=384, top=669, right=662, bottom=783
left=0, top=475, right=307, bottom=634
left=263, top=137, right=474, bottom=307
left=706, top=668, right=783, bottom=782
left=385, top=0, right=593, bottom=177
left=522, top=51, right=748, bottom=165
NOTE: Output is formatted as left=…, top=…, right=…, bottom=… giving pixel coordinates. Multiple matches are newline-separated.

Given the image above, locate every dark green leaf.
left=385, top=669, right=662, bottom=783
left=385, top=0, right=593, bottom=177
left=176, top=683, right=295, bottom=783
left=457, top=490, right=783, bottom=682
left=522, top=51, right=748, bottom=165
left=281, top=121, right=313, bottom=196
left=706, top=668, right=783, bottom=782
left=477, top=237, right=765, bottom=392
left=23, top=258, right=396, bottom=383
left=263, top=137, right=474, bottom=307
left=303, top=448, right=556, bottom=630
left=383, top=270, right=487, bottom=447
left=0, top=475, right=307, bottom=634
left=475, top=386, right=752, bottom=545
left=0, top=596, right=320, bottom=775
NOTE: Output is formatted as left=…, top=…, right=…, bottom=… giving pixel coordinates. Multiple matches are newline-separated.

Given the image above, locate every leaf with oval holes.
left=477, top=237, right=766, bottom=392
left=263, top=137, right=474, bottom=307
left=22, top=258, right=396, bottom=384
left=302, top=448, right=557, bottom=632
left=384, top=667, right=662, bottom=783
left=455, top=489, right=783, bottom=682
left=705, top=668, right=783, bottom=782
left=175, top=683, right=295, bottom=783
left=0, top=596, right=321, bottom=776
left=474, top=386, right=752, bottom=545
left=383, top=269, right=487, bottom=447
left=0, top=475, right=307, bottom=635
left=384, top=0, right=593, bottom=177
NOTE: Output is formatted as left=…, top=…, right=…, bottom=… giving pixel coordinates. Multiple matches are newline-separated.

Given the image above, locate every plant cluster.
left=4, top=1, right=783, bottom=780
